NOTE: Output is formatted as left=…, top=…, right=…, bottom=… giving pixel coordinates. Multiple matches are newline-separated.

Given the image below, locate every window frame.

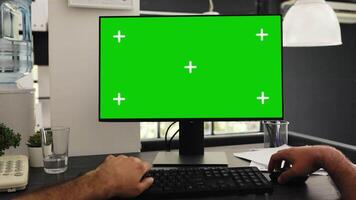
left=141, top=121, right=263, bottom=140
left=141, top=123, right=264, bottom=152
left=141, top=132, right=263, bottom=152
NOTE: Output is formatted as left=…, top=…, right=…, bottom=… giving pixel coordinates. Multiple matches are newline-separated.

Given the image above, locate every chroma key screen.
left=99, top=15, right=283, bottom=121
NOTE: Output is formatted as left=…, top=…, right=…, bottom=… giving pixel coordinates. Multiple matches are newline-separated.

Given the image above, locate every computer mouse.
left=269, top=169, right=309, bottom=185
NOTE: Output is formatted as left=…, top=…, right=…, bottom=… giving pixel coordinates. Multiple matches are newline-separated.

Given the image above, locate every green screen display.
left=99, top=15, right=283, bottom=120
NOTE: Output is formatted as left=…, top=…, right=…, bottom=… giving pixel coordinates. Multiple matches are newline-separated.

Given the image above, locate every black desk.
left=2, top=144, right=341, bottom=200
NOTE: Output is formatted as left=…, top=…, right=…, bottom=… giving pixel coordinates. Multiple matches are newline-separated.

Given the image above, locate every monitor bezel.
left=98, top=14, right=284, bottom=122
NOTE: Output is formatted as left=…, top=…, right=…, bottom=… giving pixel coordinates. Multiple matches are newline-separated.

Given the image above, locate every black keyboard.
left=141, top=167, right=272, bottom=198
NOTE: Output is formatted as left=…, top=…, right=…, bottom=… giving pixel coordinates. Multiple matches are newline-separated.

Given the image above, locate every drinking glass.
left=263, top=121, right=289, bottom=148
left=41, top=127, right=69, bottom=174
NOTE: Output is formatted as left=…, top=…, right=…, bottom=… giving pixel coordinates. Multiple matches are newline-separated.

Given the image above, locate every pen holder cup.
left=263, top=121, right=289, bottom=148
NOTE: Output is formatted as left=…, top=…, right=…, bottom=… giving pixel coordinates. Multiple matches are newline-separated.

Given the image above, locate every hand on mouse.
left=268, top=146, right=328, bottom=184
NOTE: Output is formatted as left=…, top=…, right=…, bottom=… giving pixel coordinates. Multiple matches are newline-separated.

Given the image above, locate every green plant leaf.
left=27, top=131, right=41, bottom=147
left=0, top=123, right=22, bottom=156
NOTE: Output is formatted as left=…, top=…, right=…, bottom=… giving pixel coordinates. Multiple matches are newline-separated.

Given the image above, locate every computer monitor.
left=99, top=15, right=283, bottom=166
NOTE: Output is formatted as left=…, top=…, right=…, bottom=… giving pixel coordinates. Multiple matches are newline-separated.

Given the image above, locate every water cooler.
left=0, top=0, right=35, bottom=155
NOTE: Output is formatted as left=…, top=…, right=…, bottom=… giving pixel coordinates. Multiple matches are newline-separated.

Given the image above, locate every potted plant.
left=27, top=131, right=43, bottom=167
left=0, top=123, right=21, bottom=156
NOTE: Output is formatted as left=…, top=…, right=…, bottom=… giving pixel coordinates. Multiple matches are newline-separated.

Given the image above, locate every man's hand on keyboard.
left=92, top=155, right=154, bottom=198
left=16, top=155, right=153, bottom=200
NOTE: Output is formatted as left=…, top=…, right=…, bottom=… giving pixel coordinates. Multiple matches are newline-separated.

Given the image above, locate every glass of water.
left=41, top=127, right=69, bottom=174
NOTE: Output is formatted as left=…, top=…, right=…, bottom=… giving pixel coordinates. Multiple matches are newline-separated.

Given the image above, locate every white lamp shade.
left=283, top=0, right=342, bottom=47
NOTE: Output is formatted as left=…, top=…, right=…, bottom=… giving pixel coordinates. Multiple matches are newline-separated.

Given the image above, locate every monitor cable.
left=165, top=122, right=178, bottom=151
left=168, top=129, right=179, bottom=151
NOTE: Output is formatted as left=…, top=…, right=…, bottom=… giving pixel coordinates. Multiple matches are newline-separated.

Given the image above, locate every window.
left=140, top=121, right=260, bottom=139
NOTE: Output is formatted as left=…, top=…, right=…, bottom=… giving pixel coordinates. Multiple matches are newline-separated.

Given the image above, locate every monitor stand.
left=153, top=120, right=228, bottom=167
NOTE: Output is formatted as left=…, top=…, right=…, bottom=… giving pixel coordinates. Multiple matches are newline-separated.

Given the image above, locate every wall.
left=47, top=0, right=356, bottom=152
left=48, top=0, right=141, bottom=156
left=38, top=66, right=51, bottom=128
left=284, top=24, right=356, bottom=146
left=0, top=87, right=35, bottom=156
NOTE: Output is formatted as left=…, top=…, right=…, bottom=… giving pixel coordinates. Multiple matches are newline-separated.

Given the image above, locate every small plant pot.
left=28, top=147, right=43, bottom=167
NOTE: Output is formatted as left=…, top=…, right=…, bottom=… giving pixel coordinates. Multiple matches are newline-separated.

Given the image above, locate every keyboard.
left=141, top=167, right=272, bottom=198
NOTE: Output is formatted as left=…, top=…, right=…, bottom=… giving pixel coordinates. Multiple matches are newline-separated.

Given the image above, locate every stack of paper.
left=233, top=145, right=327, bottom=176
